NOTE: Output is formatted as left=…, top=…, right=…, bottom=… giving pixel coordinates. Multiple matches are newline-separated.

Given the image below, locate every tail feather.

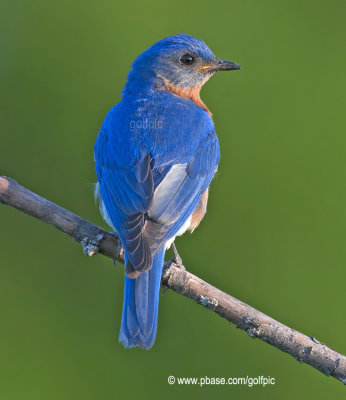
left=119, top=247, right=165, bottom=349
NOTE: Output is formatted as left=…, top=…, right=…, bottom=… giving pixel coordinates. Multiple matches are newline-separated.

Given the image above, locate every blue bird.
left=94, top=34, right=240, bottom=349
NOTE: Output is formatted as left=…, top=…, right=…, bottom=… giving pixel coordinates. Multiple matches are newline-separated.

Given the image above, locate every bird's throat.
left=163, top=82, right=212, bottom=117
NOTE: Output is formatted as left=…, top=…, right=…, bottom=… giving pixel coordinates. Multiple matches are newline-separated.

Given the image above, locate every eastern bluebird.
left=94, top=34, right=240, bottom=349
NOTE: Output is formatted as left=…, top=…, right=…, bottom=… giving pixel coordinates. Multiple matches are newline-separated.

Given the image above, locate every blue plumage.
left=94, top=33, right=240, bottom=349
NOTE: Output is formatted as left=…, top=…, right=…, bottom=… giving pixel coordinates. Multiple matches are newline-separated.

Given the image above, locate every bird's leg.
left=161, top=243, right=185, bottom=296
left=171, top=242, right=185, bottom=270
left=110, top=230, right=123, bottom=268
left=161, top=242, right=186, bottom=296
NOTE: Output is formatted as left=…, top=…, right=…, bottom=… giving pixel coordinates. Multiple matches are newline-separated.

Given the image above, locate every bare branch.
left=0, top=176, right=124, bottom=262
left=0, top=175, right=345, bottom=385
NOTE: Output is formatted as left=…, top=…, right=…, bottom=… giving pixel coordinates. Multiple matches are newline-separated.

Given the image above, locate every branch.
left=0, top=176, right=345, bottom=385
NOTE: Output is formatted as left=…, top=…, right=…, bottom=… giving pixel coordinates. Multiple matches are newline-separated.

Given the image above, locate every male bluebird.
left=94, top=34, right=240, bottom=349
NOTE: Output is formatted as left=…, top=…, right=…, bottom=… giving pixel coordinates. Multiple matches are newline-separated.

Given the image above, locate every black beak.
left=211, top=58, right=241, bottom=72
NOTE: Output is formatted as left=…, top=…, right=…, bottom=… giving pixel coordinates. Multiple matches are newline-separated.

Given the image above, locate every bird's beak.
left=197, top=58, right=241, bottom=72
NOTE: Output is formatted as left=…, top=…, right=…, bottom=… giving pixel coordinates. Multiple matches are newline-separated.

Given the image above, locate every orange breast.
left=189, top=189, right=209, bottom=232
left=163, top=82, right=212, bottom=117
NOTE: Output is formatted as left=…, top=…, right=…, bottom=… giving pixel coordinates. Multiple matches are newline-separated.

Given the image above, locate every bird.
left=94, top=33, right=240, bottom=349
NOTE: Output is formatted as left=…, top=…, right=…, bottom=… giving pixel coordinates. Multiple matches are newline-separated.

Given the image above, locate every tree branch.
left=0, top=175, right=345, bottom=385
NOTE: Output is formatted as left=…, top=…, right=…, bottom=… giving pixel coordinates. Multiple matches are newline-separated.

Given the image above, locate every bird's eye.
left=180, top=54, right=195, bottom=65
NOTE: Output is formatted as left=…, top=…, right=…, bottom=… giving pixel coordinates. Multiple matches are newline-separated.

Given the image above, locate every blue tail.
left=119, top=247, right=165, bottom=349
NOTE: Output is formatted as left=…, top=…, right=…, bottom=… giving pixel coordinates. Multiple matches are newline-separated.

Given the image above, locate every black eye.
left=180, top=53, right=195, bottom=65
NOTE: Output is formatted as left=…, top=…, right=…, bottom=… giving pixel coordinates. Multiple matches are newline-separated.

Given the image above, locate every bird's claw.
left=171, top=242, right=186, bottom=270
left=110, top=230, right=123, bottom=268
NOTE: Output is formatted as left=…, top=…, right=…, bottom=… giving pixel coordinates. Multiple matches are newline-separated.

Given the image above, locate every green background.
left=1, top=0, right=345, bottom=398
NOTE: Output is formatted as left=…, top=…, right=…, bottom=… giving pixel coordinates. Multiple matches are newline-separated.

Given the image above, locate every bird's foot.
left=161, top=245, right=185, bottom=296
left=110, top=230, right=123, bottom=268
left=171, top=242, right=186, bottom=270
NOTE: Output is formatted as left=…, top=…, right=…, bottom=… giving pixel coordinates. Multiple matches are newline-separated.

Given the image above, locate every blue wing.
left=144, top=132, right=219, bottom=253
left=94, top=125, right=154, bottom=277
left=94, top=99, right=220, bottom=277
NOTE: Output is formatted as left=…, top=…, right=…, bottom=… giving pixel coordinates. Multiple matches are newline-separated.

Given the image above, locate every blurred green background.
left=1, top=0, right=345, bottom=398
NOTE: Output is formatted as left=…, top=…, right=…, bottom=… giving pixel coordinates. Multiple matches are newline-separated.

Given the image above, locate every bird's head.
left=124, top=34, right=240, bottom=99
